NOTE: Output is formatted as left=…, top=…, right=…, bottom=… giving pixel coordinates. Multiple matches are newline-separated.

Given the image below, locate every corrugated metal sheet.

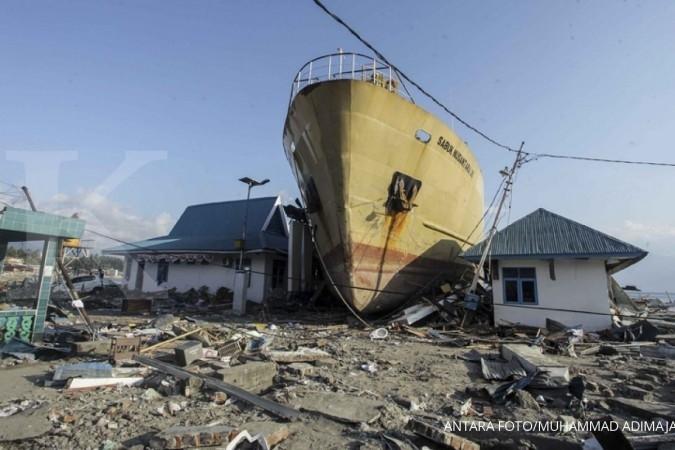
left=463, top=208, right=647, bottom=260
left=104, top=196, right=287, bottom=254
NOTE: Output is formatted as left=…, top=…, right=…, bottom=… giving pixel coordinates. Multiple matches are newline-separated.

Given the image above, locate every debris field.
left=0, top=292, right=674, bottom=450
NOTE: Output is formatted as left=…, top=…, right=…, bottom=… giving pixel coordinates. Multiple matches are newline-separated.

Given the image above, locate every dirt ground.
left=0, top=309, right=673, bottom=450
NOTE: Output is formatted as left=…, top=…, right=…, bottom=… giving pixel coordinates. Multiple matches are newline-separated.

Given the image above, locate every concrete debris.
left=514, top=390, right=541, bottom=411
left=0, top=287, right=672, bottom=449
left=407, top=418, right=480, bottom=450
left=0, top=403, right=52, bottom=442
left=217, top=361, right=277, bottom=394
left=295, top=391, right=383, bottom=423
left=135, top=355, right=300, bottom=420
left=148, top=424, right=235, bottom=449
left=285, top=362, right=317, bottom=378
left=265, top=346, right=332, bottom=363
left=174, top=340, right=203, bottom=367
left=142, top=388, right=164, bottom=401
left=607, top=397, right=675, bottom=422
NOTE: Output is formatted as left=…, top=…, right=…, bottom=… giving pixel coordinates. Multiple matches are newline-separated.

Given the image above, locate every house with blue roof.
left=463, top=208, right=647, bottom=331
left=104, top=196, right=289, bottom=303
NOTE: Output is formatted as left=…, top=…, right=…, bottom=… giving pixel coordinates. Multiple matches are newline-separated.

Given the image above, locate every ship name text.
left=436, top=136, right=474, bottom=177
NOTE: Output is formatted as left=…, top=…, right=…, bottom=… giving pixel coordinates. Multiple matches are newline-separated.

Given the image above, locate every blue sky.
left=1, top=0, right=674, bottom=290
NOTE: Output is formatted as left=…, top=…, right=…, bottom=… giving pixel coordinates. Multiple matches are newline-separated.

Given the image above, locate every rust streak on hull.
left=283, top=76, right=484, bottom=315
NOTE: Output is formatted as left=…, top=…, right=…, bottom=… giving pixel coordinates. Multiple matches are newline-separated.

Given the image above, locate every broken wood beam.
left=134, top=355, right=300, bottom=421
left=149, top=424, right=234, bottom=449
left=140, top=327, right=203, bottom=354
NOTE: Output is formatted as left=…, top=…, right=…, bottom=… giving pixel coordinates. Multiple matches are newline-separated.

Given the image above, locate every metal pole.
left=308, top=61, right=313, bottom=85
left=372, top=56, right=376, bottom=83
left=388, top=65, right=392, bottom=92
left=20, top=186, right=36, bottom=211
left=351, top=53, right=355, bottom=79
left=239, top=184, right=252, bottom=270
left=467, top=142, right=526, bottom=294
left=339, top=51, right=343, bottom=79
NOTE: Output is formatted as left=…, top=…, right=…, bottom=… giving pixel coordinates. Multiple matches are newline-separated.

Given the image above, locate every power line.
left=465, top=177, right=505, bottom=244
left=311, top=0, right=675, bottom=168
left=311, top=0, right=520, bottom=154
left=530, top=152, right=675, bottom=167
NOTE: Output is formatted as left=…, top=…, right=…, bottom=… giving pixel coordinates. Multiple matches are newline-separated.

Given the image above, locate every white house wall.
left=164, top=263, right=236, bottom=294
left=492, top=259, right=613, bottom=331
left=124, top=255, right=272, bottom=303
left=247, top=255, right=268, bottom=303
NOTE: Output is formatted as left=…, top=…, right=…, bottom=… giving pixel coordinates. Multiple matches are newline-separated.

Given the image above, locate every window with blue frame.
left=503, top=267, right=537, bottom=304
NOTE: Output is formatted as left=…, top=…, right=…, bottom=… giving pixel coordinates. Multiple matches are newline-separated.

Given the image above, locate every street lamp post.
left=238, top=177, right=270, bottom=269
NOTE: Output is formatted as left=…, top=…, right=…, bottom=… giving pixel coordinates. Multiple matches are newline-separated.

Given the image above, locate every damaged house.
left=104, top=196, right=288, bottom=303
left=463, top=208, right=647, bottom=331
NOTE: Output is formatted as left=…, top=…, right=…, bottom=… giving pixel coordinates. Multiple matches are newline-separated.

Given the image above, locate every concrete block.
left=286, top=362, right=317, bottom=377
left=72, top=340, right=112, bottom=356
left=174, top=341, right=203, bottom=367
left=295, top=392, right=383, bottom=424
left=217, top=361, right=277, bottom=394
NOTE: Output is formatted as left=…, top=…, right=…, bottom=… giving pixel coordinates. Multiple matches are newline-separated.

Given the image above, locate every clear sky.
left=1, top=0, right=673, bottom=291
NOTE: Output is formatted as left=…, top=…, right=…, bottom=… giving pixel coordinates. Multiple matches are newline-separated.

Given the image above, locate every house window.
left=157, top=260, right=169, bottom=285
left=503, top=267, right=537, bottom=304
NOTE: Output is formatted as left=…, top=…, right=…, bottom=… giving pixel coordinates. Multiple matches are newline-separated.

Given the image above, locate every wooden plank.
left=66, top=377, right=143, bottom=391
left=140, top=327, right=203, bottom=353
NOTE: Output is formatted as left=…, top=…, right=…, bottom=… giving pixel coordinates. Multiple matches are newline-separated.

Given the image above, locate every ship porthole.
left=415, top=129, right=432, bottom=143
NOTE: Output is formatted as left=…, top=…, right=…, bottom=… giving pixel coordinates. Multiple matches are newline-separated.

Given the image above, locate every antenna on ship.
left=462, top=142, right=526, bottom=327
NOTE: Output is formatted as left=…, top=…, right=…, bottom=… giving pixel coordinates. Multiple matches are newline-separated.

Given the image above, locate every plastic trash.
left=369, top=328, right=388, bottom=340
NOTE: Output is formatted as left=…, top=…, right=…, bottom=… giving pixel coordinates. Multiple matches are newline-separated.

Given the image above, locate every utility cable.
left=465, top=177, right=505, bottom=244
left=312, top=0, right=520, bottom=153
left=311, top=0, right=675, bottom=168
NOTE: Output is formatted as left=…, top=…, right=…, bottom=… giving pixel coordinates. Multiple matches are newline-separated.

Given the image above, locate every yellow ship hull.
left=283, top=79, right=484, bottom=314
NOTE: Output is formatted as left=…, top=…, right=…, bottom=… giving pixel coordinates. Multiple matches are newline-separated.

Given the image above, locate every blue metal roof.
left=462, top=208, right=647, bottom=261
left=104, top=196, right=287, bottom=255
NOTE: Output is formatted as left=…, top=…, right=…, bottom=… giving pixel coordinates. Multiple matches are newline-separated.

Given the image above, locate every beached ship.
left=283, top=52, right=484, bottom=315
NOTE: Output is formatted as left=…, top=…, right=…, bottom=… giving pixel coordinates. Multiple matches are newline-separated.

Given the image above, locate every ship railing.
left=289, top=52, right=415, bottom=104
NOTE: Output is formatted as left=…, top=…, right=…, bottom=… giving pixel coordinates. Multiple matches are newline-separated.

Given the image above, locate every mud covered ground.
left=0, top=310, right=673, bottom=450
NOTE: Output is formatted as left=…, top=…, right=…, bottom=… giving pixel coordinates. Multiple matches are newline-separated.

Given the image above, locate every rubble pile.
left=0, top=294, right=672, bottom=449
